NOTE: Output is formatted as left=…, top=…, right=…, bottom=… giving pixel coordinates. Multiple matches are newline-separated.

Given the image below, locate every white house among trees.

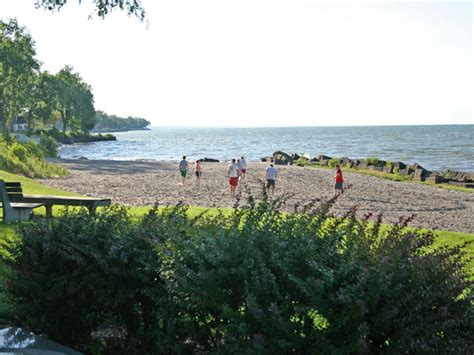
left=12, top=116, right=28, bottom=132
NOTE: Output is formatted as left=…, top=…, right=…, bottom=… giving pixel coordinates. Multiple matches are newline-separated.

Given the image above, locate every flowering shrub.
left=2, top=197, right=472, bottom=353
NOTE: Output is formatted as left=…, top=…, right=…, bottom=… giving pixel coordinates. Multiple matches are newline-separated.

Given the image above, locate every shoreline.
left=39, top=158, right=474, bottom=233
left=56, top=125, right=474, bottom=172
left=90, top=128, right=151, bottom=134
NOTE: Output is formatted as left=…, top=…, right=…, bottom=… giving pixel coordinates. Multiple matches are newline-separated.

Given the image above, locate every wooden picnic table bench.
left=1, top=180, right=111, bottom=220
left=22, top=194, right=112, bottom=217
left=0, top=180, right=44, bottom=223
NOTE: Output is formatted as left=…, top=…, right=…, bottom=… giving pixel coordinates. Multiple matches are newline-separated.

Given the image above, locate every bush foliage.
left=366, top=157, right=385, bottom=167
left=2, top=197, right=473, bottom=353
left=0, top=134, right=67, bottom=178
left=328, top=157, right=341, bottom=167
left=294, top=156, right=310, bottom=166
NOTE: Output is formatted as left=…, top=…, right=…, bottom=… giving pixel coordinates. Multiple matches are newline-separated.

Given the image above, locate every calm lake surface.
left=59, top=125, right=474, bottom=172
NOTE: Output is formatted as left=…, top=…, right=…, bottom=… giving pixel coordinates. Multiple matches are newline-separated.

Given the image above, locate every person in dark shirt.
left=178, top=156, right=189, bottom=185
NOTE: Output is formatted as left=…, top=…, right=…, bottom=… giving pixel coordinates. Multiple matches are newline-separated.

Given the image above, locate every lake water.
left=58, top=125, right=474, bottom=172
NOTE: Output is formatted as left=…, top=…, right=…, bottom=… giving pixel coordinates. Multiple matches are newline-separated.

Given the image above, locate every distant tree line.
left=94, top=111, right=150, bottom=131
left=0, top=18, right=146, bottom=135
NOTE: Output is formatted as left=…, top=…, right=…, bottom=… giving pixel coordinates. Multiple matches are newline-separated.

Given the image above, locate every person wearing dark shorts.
left=195, top=160, right=203, bottom=185
left=266, top=179, right=275, bottom=188
left=265, top=163, right=277, bottom=196
left=334, top=164, right=344, bottom=197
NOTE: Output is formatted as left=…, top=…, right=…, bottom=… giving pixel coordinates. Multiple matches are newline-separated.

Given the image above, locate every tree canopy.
left=94, top=111, right=150, bottom=131
left=0, top=19, right=40, bottom=130
left=55, top=66, right=95, bottom=132
left=0, top=18, right=146, bottom=135
left=35, top=0, right=145, bottom=20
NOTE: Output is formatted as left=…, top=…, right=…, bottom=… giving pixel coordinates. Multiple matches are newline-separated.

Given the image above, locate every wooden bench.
left=0, top=180, right=44, bottom=223
left=1, top=180, right=111, bottom=218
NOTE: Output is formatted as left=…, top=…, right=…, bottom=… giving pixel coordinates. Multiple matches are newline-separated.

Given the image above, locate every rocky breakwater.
left=260, top=151, right=301, bottom=165
left=58, top=134, right=117, bottom=144
left=440, top=170, right=474, bottom=188
left=260, top=151, right=474, bottom=189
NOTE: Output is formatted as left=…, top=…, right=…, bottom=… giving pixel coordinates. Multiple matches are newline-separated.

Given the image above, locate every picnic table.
left=22, top=194, right=111, bottom=217
left=1, top=180, right=111, bottom=222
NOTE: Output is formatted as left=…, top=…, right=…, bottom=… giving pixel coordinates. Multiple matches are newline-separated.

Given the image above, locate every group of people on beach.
left=178, top=156, right=203, bottom=185
left=226, top=157, right=248, bottom=195
left=178, top=156, right=345, bottom=197
left=178, top=156, right=248, bottom=188
left=227, top=158, right=281, bottom=196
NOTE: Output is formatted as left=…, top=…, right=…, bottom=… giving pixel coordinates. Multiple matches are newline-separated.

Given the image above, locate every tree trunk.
left=61, top=110, right=67, bottom=133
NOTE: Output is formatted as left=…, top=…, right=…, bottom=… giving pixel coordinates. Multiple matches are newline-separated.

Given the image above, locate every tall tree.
left=55, top=66, right=95, bottom=133
left=0, top=19, right=40, bottom=131
left=25, top=71, right=61, bottom=128
left=35, top=0, right=145, bottom=20
left=75, top=86, right=96, bottom=132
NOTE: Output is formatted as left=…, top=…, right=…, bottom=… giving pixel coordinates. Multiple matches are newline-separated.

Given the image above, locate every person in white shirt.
left=239, top=156, right=247, bottom=180
left=227, top=158, right=239, bottom=195
left=265, top=162, right=278, bottom=196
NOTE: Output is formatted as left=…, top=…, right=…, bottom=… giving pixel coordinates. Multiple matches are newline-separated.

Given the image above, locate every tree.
left=55, top=66, right=96, bottom=133
left=94, top=111, right=150, bottom=131
left=24, top=71, right=61, bottom=128
left=35, top=0, right=145, bottom=20
left=76, top=86, right=96, bottom=132
left=0, top=19, right=40, bottom=131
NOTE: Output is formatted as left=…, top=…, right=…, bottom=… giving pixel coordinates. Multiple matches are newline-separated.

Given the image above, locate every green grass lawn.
left=431, top=230, right=473, bottom=272
left=0, top=170, right=80, bottom=196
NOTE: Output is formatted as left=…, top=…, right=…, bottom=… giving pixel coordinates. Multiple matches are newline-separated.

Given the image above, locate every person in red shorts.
left=227, top=158, right=239, bottom=195
left=334, top=164, right=344, bottom=197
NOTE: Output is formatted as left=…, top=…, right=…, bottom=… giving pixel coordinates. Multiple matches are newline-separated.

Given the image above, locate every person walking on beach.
left=239, top=156, right=247, bottom=180
left=227, top=158, right=239, bottom=195
left=178, top=156, right=189, bottom=185
left=195, top=159, right=203, bottom=185
left=265, top=162, right=278, bottom=196
left=334, top=164, right=344, bottom=197
left=237, top=159, right=242, bottom=178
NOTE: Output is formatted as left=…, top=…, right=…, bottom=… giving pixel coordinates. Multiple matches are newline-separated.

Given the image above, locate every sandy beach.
left=39, top=159, right=474, bottom=233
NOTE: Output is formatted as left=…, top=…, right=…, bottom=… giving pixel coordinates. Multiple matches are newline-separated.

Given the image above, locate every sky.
left=1, top=0, right=472, bottom=127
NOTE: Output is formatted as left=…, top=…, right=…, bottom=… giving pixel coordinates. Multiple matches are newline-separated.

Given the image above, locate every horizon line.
left=148, top=123, right=474, bottom=129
